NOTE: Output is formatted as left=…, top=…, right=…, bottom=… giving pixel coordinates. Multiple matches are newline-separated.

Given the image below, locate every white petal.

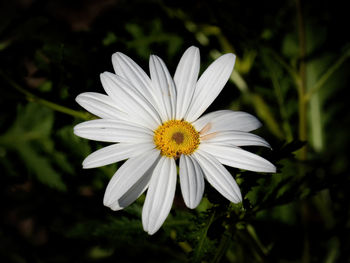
left=199, top=143, right=276, bottom=173
left=73, top=119, right=153, bottom=143
left=100, top=72, right=161, bottom=129
left=179, top=154, right=205, bottom=209
left=99, top=73, right=133, bottom=115
left=82, top=142, right=155, bottom=169
left=185, top=54, right=236, bottom=122
left=112, top=52, right=158, bottom=108
left=193, top=110, right=262, bottom=134
left=193, top=151, right=242, bottom=203
left=142, top=157, right=177, bottom=235
left=149, top=55, right=177, bottom=121
left=76, top=92, right=128, bottom=120
left=201, top=131, right=271, bottom=148
left=174, top=46, right=200, bottom=120
left=103, top=149, right=160, bottom=210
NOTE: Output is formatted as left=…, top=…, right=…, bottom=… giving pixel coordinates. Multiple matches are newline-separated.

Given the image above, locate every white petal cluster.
left=74, top=46, right=276, bottom=235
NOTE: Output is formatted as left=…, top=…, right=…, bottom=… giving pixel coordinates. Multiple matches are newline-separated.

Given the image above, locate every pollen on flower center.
left=154, top=120, right=200, bottom=158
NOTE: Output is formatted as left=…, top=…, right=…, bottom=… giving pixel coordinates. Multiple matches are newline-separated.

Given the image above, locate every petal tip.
left=187, top=45, right=199, bottom=53
left=103, top=194, right=118, bottom=209
left=82, top=161, right=92, bottom=169
left=150, top=54, right=161, bottom=62
left=261, top=162, right=277, bottom=173
left=103, top=197, right=111, bottom=207
left=144, top=224, right=160, bottom=235
left=186, top=202, right=198, bottom=209
left=111, top=52, right=125, bottom=65
left=75, top=93, right=83, bottom=102
left=113, top=51, right=125, bottom=59
left=268, top=164, right=277, bottom=173
left=99, top=72, right=105, bottom=80
left=112, top=52, right=120, bottom=58
left=72, top=126, right=80, bottom=135
left=219, top=53, right=236, bottom=69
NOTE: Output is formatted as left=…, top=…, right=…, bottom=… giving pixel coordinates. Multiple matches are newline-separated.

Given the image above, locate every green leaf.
left=191, top=211, right=217, bottom=262
left=18, top=145, right=67, bottom=191
left=0, top=103, right=68, bottom=191
left=102, top=32, right=117, bottom=46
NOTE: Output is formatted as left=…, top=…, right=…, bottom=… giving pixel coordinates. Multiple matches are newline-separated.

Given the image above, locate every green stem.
left=296, top=2, right=311, bottom=263
left=0, top=70, right=92, bottom=120
left=305, top=50, right=349, bottom=102
left=236, top=225, right=265, bottom=262
left=296, top=0, right=308, bottom=161
left=246, top=224, right=269, bottom=256
left=193, top=210, right=216, bottom=262
left=29, top=96, right=91, bottom=120
left=210, top=229, right=231, bottom=263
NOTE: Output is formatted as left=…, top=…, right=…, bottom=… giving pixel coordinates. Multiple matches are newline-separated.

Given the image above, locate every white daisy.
left=74, top=46, right=276, bottom=235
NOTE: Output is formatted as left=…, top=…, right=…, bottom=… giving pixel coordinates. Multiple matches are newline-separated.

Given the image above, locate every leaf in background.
left=125, top=19, right=183, bottom=59
left=250, top=93, right=284, bottom=139
left=245, top=140, right=305, bottom=209
left=0, top=103, right=70, bottom=191
left=282, top=33, right=299, bottom=60
left=188, top=211, right=217, bottom=262
left=18, top=144, right=67, bottom=191
left=260, top=49, right=294, bottom=141
left=305, top=25, right=335, bottom=153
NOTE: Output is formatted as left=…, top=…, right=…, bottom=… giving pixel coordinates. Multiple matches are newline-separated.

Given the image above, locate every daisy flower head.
left=74, top=46, right=276, bottom=235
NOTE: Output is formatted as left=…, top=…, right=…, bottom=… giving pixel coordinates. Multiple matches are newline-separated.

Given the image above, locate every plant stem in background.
left=210, top=230, right=231, bottom=263
left=305, top=50, right=349, bottom=102
left=296, top=1, right=313, bottom=263
left=193, top=211, right=216, bottom=262
left=296, top=0, right=308, bottom=161
left=0, top=70, right=93, bottom=120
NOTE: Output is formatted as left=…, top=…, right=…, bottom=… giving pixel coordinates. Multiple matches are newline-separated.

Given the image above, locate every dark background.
left=0, top=0, right=349, bottom=262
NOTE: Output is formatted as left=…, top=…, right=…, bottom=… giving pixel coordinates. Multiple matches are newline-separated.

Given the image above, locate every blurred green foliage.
left=0, top=0, right=349, bottom=262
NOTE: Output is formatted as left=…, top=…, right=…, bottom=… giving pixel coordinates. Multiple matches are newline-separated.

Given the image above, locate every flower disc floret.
left=154, top=120, right=200, bottom=158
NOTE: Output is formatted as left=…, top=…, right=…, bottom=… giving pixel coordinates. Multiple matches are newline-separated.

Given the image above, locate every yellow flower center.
left=154, top=120, right=200, bottom=158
